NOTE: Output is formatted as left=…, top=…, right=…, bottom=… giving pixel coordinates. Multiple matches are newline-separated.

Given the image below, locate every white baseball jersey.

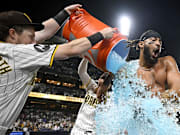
left=71, top=78, right=98, bottom=135
left=0, top=42, right=58, bottom=135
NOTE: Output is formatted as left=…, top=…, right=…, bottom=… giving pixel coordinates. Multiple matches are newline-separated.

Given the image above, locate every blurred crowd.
left=11, top=108, right=76, bottom=132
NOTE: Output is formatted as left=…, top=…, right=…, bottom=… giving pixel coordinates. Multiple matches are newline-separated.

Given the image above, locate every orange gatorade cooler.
left=60, top=8, right=129, bottom=73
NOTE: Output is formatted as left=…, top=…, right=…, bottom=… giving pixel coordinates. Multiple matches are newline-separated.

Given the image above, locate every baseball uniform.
left=71, top=77, right=98, bottom=135
left=0, top=42, right=58, bottom=134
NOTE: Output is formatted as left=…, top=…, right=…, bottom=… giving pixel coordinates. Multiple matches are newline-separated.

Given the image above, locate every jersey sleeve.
left=12, top=44, right=59, bottom=69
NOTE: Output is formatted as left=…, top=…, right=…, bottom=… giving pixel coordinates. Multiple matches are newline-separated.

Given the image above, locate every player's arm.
left=165, top=56, right=180, bottom=97
left=54, top=27, right=115, bottom=60
left=78, top=58, right=91, bottom=86
left=35, top=4, right=82, bottom=43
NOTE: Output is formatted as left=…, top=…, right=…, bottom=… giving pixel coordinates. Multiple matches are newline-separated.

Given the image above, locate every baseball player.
left=0, top=5, right=116, bottom=135
left=70, top=58, right=113, bottom=135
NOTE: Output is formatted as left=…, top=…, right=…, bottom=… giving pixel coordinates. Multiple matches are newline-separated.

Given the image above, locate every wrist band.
left=87, top=32, right=104, bottom=46
left=53, top=9, right=69, bottom=26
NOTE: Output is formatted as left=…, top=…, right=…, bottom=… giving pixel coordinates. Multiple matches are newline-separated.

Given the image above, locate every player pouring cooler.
left=60, top=8, right=130, bottom=73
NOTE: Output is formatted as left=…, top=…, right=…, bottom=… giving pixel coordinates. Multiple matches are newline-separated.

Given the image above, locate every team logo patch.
left=34, top=44, right=50, bottom=52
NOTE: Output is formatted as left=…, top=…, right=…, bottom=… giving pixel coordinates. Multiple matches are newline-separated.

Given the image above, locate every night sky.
left=1, top=0, right=180, bottom=66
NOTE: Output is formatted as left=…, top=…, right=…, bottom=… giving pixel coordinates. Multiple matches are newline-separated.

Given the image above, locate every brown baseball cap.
left=0, top=10, right=44, bottom=31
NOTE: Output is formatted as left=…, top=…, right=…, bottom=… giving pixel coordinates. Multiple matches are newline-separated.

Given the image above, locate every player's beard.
left=143, top=46, right=158, bottom=65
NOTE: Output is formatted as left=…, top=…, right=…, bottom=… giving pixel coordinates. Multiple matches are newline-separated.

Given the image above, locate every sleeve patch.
left=34, top=44, right=50, bottom=52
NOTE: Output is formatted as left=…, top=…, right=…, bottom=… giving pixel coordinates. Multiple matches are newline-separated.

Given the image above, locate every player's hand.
left=64, top=4, right=82, bottom=15
left=100, top=27, right=118, bottom=39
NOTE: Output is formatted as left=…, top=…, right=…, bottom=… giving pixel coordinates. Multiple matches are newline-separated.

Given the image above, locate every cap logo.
left=23, top=13, right=32, bottom=23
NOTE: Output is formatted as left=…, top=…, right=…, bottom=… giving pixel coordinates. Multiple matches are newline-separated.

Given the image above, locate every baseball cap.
left=0, top=10, right=44, bottom=31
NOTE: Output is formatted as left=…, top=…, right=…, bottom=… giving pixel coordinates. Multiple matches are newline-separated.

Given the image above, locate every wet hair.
left=125, top=46, right=140, bottom=61
left=126, top=39, right=140, bottom=50
left=126, top=30, right=162, bottom=49
left=100, top=72, right=113, bottom=87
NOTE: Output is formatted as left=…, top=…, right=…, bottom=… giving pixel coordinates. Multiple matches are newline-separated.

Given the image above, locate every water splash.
left=106, top=50, right=126, bottom=74
left=95, top=59, right=180, bottom=135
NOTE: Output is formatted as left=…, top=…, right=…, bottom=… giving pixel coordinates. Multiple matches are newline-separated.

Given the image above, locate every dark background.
left=1, top=0, right=180, bottom=66
left=2, top=1, right=180, bottom=132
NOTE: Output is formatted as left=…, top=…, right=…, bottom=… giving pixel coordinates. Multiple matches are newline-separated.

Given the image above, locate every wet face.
left=143, top=37, right=162, bottom=63
left=16, top=28, right=36, bottom=44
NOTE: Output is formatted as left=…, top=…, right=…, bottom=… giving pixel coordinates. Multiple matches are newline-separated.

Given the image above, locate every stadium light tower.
left=119, top=16, right=131, bottom=36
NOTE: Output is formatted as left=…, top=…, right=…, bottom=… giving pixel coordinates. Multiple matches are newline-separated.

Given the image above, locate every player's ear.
left=138, top=41, right=144, bottom=49
left=8, top=28, right=18, bottom=41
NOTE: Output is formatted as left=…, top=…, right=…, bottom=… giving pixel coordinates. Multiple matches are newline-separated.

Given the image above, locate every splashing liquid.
left=95, top=55, right=180, bottom=135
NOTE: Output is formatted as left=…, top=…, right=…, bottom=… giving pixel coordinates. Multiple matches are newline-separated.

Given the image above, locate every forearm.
left=67, top=37, right=92, bottom=57
left=54, top=28, right=114, bottom=59
left=35, top=18, right=60, bottom=43
left=54, top=37, right=91, bottom=60
left=35, top=9, right=69, bottom=43
left=78, top=58, right=88, bottom=74
left=69, top=32, right=105, bottom=55
left=78, top=58, right=90, bottom=85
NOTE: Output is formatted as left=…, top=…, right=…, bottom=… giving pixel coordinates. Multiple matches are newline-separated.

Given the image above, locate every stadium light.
left=119, top=16, right=131, bottom=36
